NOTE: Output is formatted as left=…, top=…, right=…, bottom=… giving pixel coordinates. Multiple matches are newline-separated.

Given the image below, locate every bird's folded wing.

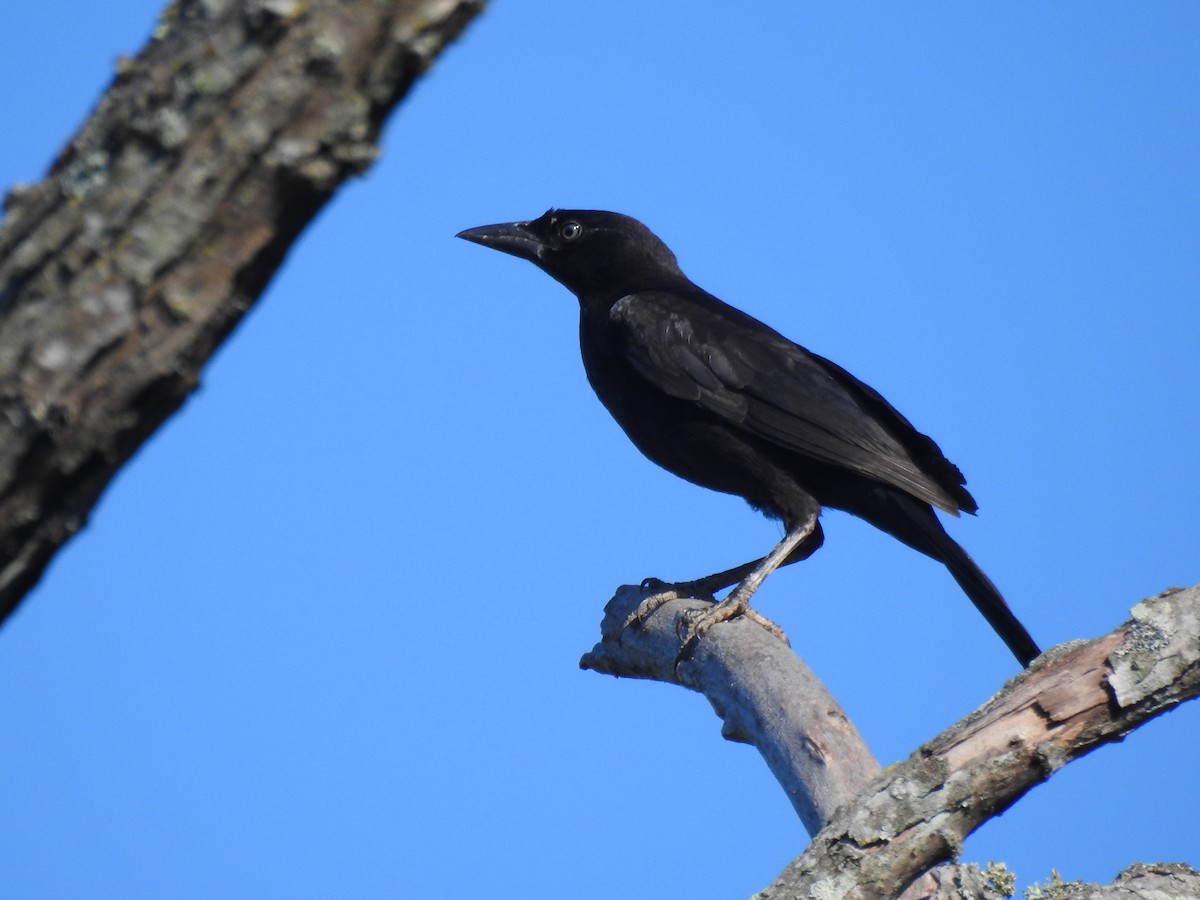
left=610, top=291, right=968, bottom=513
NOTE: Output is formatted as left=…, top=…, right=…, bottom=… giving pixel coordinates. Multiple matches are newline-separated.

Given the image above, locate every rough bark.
left=585, top=585, right=1200, bottom=899
left=0, top=0, right=485, bottom=625
left=765, top=584, right=1199, bottom=899
left=1016, top=863, right=1200, bottom=900
left=865, top=861, right=1200, bottom=900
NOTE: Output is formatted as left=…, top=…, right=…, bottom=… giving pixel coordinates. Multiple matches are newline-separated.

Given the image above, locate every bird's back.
left=578, top=281, right=975, bottom=519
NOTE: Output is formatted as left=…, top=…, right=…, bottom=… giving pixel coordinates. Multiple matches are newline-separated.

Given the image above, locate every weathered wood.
left=583, top=584, right=1199, bottom=899
left=582, top=583, right=882, bottom=835
left=1009, top=863, right=1200, bottom=900
left=0, top=0, right=485, bottom=624
left=758, top=586, right=1200, bottom=899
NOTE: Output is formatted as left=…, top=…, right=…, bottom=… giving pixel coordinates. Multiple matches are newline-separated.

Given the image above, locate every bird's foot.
left=620, top=577, right=717, bottom=632
left=622, top=578, right=788, bottom=664
left=678, top=596, right=789, bottom=660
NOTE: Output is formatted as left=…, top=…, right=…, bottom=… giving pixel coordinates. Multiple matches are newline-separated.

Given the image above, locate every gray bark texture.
left=0, top=0, right=485, bottom=625
left=1016, top=863, right=1200, bottom=900
left=585, top=585, right=1200, bottom=899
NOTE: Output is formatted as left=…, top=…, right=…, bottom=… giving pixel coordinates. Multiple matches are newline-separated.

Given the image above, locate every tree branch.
left=584, top=584, right=1200, bottom=898
left=1012, top=863, right=1200, bottom=900
left=0, top=0, right=485, bottom=625
left=581, top=584, right=881, bottom=835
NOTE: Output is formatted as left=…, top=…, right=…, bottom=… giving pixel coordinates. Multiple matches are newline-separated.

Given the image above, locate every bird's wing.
left=608, top=291, right=970, bottom=513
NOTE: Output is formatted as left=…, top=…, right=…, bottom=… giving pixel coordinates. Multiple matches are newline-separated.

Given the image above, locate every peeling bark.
left=770, top=583, right=1199, bottom=896
left=1017, top=863, right=1200, bottom=900
left=0, top=0, right=485, bottom=625
left=585, top=583, right=1199, bottom=899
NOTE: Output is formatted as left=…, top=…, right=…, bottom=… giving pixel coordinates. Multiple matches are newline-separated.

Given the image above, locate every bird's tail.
left=881, top=493, right=1041, bottom=666
left=937, top=530, right=1040, bottom=666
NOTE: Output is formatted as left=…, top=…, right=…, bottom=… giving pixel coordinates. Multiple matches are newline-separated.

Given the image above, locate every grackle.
left=458, top=210, right=1040, bottom=666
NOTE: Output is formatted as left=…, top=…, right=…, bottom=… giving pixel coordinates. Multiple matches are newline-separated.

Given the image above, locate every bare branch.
left=768, top=585, right=1199, bottom=898
left=1018, top=863, right=1200, bottom=900
left=583, top=585, right=1200, bottom=898
left=0, top=0, right=485, bottom=625
left=582, top=584, right=881, bottom=835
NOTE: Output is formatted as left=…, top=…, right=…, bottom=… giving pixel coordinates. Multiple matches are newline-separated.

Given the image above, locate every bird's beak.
left=455, top=221, right=542, bottom=262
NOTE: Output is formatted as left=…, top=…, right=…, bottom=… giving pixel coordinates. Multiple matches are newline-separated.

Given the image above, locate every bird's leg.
left=671, top=557, right=765, bottom=598
left=625, top=515, right=822, bottom=632
left=677, top=513, right=819, bottom=655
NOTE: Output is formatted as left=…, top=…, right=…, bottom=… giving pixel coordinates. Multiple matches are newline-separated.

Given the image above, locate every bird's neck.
left=574, top=272, right=694, bottom=315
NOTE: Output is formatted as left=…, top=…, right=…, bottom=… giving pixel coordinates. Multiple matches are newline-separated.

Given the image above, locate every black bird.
left=457, top=210, right=1040, bottom=666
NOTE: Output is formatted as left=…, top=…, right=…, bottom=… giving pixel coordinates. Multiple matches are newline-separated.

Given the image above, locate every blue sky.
left=1, top=3, right=1197, bottom=897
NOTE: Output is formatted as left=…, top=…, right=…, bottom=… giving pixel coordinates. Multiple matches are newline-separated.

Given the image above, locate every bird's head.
left=457, top=209, right=685, bottom=299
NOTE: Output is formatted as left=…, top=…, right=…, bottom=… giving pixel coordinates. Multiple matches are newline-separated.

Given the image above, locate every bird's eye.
left=560, top=221, right=583, bottom=241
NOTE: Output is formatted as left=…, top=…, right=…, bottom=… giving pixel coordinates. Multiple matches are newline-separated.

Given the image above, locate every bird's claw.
left=621, top=584, right=679, bottom=631
left=622, top=578, right=717, bottom=632
left=676, top=597, right=790, bottom=663
left=621, top=579, right=788, bottom=667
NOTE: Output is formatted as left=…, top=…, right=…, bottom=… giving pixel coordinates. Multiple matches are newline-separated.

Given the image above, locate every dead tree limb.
left=0, top=0, right=485, bottom=626
left=581, top=585, right=881, bottom=834
left=1002, top=863, right=1200, bottom=900
left=584, top=584, right=1200, bottom=898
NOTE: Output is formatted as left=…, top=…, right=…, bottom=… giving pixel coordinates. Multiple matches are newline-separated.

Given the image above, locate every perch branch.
left=583, top=584, right=1200, bottom=898
left=782, top=586, right=1200, bottom=897
left=581, top=583, right=881, bottom=835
